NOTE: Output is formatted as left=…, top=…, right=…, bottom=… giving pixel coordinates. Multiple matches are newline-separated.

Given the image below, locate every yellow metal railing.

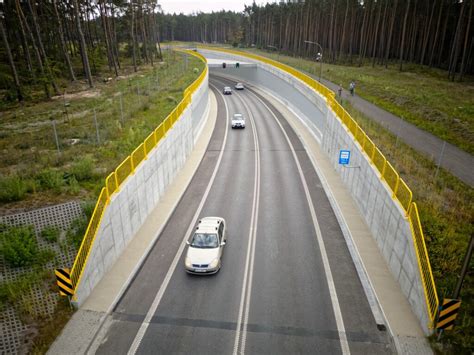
left=69, top=49, right=208, bottom=298
left=200, top=46, right=438, bottom=327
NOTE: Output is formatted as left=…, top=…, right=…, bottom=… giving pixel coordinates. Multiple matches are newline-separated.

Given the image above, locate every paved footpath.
left=320, top=77, right=474, bottom=187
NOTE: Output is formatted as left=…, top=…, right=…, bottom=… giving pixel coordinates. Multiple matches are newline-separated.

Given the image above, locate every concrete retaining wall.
left=202, top=49, right=430, bottom=334
left=73, top=74, right=209, bottom=306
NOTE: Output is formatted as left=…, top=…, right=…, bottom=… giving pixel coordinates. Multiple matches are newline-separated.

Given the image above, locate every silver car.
left=185, top=217, right=226, bottom=274
left=235, top=82, right=244, bottom=90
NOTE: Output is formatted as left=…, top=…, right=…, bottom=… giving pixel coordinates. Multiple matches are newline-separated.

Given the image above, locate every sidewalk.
left=319, top=77, right=473, bottom=186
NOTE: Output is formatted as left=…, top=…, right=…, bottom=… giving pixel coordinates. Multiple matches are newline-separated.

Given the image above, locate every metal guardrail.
left=200, top=46, right=439, bottom=327
left=69, top=50, right=208, bottom=299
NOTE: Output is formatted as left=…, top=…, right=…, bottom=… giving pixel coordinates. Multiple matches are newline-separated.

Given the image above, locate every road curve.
left=94, top=75, right=395, bottom=354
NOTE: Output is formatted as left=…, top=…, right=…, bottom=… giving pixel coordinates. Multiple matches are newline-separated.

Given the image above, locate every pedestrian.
left=337, top=84, right=342, bottom=99
left=349, top=81, right=355, bottom=96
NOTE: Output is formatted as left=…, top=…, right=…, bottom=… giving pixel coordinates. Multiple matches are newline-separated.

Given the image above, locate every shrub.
left=64, top=176, right=80, bottom=195
left=37, top=169, right=64, bottom=191
left=41, top=226, right=60, bottom=243
left=0, top=174, right=28, bottom=202
left=37, top=249, right=56, bottom=266
left=0, top=225, right=39, bottom=267
left=67, top=217, right=88, bottom=249
left=70, top=156, right=94, bottom=181
left=81, top=200, right=96, bottom=220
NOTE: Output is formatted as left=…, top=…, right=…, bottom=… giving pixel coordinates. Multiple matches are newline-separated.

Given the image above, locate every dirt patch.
left=52, top=90, right=101, bottom=101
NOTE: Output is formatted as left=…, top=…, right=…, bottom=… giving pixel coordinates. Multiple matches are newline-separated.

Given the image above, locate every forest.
left=1, top=1, right=472, bottom=104
left=159, top=0, right=473, bottom=80
left=0, top=0, right=163, bottom=103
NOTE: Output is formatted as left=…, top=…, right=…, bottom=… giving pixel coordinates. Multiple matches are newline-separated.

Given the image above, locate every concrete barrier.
left=202, top=49, right=430, bottom=334
left=73, top=74, right=209, bottom=306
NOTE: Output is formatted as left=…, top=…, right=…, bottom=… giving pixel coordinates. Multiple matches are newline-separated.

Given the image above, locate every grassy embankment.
left=245, top=48, right=474, bottom=352
left=0, top=49, right=204, bottom=352
left=0, top=50, right=204, bottom=212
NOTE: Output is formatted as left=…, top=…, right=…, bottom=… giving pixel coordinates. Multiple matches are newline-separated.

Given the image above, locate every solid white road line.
left=251, top=91, right=351, bottom=355
left=231, top=88, right=261, bottom=355
left=127, top=84, right=229, bottom=355
left=232, top=92, right=261, bottom=355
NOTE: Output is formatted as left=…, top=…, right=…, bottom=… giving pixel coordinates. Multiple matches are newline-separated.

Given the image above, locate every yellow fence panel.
left=144, top=131, right=156, bottom=155
left=155, top=123, right=165, bottom=142
left=373, top=147, right=386, bottom=176
left=384, top=161, right=399, bottom=194
left=363, top=136, right=375, bottom=160
left=131, top=143, right=146, bottom=168
left=397, top=178, right=413, bottom=213
left=409, top=203, right=439, bottom=327
left=115, top=156, right=133, bottom=187
left=105, top=172, right=117, bottom=198
left=70, top=187, right=108, bottom=292
left=355, top=125, right=366, bottom=146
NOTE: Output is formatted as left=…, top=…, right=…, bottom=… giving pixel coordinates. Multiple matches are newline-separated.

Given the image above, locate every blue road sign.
left=339, top=150, right=351, bottom=165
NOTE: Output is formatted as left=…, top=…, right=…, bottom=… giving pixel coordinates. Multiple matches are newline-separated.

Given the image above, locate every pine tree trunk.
left=0, top=17, right=23, bottom=102
left=385, top=0, right=398, bottom=68
left=459, top=0, right=473, bottom=81
left=72, top=0, right=93, bottom=87
left=14, top=1, right=35, bottom=79
left=130, top=2, right=138, bottom=72
left=429, top=0, right=443, bottom=67
left=339, top=0, right=349, bottom=60
left=16, top=0, right=50, bottom=97
left=420, top=0, right=436, bottom=65
left=448, top=0, right=466, bottom=80
left=399, top=0, right=411, bottom=71
left=53, top=0, right=76, bottom=81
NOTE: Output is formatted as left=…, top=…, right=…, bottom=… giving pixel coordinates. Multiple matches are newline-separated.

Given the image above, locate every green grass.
left=0, top=50, right=205, bottom=210
left=245, top=48, right=474, bottom=155
left=341, top=99, right=474, bottom=352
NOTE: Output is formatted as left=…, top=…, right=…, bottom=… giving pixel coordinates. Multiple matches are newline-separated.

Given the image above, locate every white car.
left=184, top=217, right=226, bottom=274
left=231, top=113, right=245, bottom=129
left=223, top=86, right=232, bottom=95
left=235, top=82, right=244, bottom=90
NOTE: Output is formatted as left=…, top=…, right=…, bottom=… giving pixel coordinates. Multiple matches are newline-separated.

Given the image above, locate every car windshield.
left=225, top=87, right=230, bottom=90
left=190, top=233, right=219, bottom=248
left=234, top=114, right=243, bottom=120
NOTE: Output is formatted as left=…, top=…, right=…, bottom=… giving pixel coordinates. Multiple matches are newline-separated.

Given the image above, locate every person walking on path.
left=338, top=84, right=343, bottom=100
left=349, top=81, right=355, bottom=96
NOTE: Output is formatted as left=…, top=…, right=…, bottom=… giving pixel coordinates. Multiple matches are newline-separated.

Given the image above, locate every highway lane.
left=94, top=75, right=395, bottom=354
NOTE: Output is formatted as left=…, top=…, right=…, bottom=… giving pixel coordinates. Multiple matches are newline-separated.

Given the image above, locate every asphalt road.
left=94, top=75, right=395, bottom=354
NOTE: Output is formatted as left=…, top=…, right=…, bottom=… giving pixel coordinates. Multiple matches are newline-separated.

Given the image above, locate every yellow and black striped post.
left=55, top=268, right=74, bottom=297
left=436, top=298, right=461, bottom=330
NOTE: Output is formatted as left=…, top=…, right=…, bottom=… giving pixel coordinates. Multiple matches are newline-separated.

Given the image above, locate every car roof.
left=224, top=86, right=231, bottom=89
left=233, top=113, right=243, bottom=117
left=195, top=217, right=224, bottom=233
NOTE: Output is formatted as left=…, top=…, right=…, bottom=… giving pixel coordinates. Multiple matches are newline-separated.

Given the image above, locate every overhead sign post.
left=339, top=150, right=351, bottom=165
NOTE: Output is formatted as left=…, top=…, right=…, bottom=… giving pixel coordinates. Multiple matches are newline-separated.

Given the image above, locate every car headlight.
left=209, top=258, right=219, bottom=268
left=185, top=257, right=192, bottom=268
